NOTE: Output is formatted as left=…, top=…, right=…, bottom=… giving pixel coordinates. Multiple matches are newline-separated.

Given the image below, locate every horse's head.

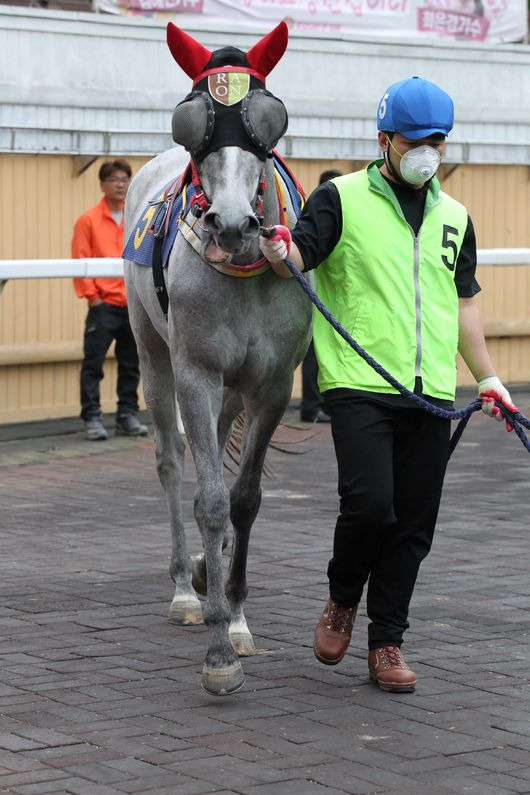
left=167, top=22, right=289, bottom=264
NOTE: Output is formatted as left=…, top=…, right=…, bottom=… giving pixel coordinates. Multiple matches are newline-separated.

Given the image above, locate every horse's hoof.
left=168, top=596, right=203, bottom=625
left=201, top=661, right=245, bottom=696
left=229, top=630, right=256, bottom=657
left=191, top=554, right=208, bottom=596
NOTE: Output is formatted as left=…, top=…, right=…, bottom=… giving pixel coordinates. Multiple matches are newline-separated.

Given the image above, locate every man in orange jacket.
left=72, top=159, right=147, bottom=441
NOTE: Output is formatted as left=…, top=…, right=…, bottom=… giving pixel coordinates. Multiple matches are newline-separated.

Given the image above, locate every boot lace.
left=327, top=603, right=354, bottom=633
left=377, top=645, right=408, bottom=670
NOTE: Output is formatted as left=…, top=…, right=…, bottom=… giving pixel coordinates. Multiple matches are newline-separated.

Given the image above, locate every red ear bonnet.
left=166, top=23, right=212, bottom=80
left=246, top=21, right=288, bottom=77
left=166, top=21, right=288, bottom=82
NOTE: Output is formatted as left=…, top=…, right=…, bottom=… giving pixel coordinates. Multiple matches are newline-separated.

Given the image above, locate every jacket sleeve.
left=292, top=182, right=342, bottom=272
left=72, top=214, right=100, bottom=301
left=455, top=215, right=481, bottom=298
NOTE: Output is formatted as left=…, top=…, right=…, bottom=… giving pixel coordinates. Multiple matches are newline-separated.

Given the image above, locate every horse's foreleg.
left=225, top=449, right=263, bottom=657
left=199, top=488, right=244, bottom=695
left=190, top=390, right=243, bottom=598
left=178, top=372, right=244, bottom=696
left=226, top=395, right=289, bottom=657
left=227, top=467, right=261, bottom=657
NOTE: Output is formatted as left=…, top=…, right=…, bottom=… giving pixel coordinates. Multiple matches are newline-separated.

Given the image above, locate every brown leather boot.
left=313, top=598, right=357, bottom=665
left=368, top=645, right=417, bottom=692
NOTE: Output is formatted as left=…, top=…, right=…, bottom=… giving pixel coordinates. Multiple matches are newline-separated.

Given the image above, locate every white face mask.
left=398, top=145, right=441, bottom=185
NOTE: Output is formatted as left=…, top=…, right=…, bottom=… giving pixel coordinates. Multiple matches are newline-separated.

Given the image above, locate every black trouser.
left=301, top=339, right=328, bottom=415
left=80, top=303, right=140, bottom=421
left=326, top=394, right=450, bottom=650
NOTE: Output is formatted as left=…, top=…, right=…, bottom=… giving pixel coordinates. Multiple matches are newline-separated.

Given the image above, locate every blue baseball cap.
left=377, top=76, right=454, bottom=140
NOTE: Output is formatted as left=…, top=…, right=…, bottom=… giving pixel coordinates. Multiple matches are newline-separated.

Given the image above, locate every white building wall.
left=1, top=6, right=530, bottom=163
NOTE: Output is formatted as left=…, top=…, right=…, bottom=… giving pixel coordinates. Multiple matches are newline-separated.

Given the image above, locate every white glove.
left=259, top=225, right=292, bottom=264
left=478, top=375, right=518, bottom=432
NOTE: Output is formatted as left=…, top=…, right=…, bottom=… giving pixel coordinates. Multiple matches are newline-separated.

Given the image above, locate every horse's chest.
left=170, top=275, right=310, bottom=374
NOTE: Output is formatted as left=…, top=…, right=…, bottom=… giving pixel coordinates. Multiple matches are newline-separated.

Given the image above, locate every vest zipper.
left=411, top=232, right=422, bottom=378
left=409, top=198, right=441, bottom=381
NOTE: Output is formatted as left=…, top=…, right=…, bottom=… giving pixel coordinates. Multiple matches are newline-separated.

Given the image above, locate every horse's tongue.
left=205, top=240, right=230, bottom=263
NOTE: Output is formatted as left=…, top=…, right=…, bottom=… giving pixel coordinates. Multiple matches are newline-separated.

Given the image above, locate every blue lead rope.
left=283, top=256, right=530, bottom=458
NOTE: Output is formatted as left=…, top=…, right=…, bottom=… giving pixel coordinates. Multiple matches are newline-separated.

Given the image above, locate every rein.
left=281, top=255, right=530, bottom=458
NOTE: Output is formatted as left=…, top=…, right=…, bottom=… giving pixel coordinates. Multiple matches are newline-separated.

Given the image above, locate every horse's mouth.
left=202, top=234, right=253, bottom=265
left=203, top=239, right=232, bottom=264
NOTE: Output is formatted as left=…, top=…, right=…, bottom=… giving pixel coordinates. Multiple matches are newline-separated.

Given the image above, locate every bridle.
left=170, top=66, right=288, bottom=259
left=175, top=157, right=272, bottom=275
left=147, top=21, right=295, bottom=314
left=188, top=158, right=268, bottom=227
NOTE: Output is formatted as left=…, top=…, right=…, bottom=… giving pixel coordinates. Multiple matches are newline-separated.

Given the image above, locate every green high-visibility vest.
left=314, top=161, right=468, bottom=401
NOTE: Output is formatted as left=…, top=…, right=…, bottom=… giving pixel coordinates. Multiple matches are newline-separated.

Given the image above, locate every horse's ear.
left=166, top=22, right=212, bottom=80
left=246, top=21, right=288, bottom=77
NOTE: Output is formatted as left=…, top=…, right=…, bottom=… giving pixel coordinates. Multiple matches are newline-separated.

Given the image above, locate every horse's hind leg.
left=128, top=298, right=201, bottom=626
left=225, top=392, right=290, bottom=657
left=155, top=392, right=202, bottom=627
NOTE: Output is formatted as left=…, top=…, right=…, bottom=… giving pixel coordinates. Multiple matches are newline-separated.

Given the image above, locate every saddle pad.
left=123, top=176, right=195, bottom=268
left=273, top=155, right=305, bottom=218
left=123, top=152, right=304, bottom=270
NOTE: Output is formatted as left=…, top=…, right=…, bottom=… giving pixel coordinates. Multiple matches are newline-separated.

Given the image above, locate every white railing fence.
left=1, top=251, right=530, bottom=338
left=475, top=249, right=530, bottom=266
left=1, top=250, right=530, bottom=288
left=0, top=251, right=528, bottom=424
left=0, top=258, right=124, bottom=292
left=0, top=257, right=186, bottom=430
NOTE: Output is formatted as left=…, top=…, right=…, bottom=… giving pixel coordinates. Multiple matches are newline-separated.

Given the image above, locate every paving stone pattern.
left=0, top=395, right=529, bottom=795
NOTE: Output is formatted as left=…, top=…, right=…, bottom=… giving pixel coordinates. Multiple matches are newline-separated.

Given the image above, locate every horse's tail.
left=224, top=412, right=315, bottom=477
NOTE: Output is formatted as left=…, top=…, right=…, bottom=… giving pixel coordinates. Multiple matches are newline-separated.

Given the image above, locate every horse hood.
left=167, top=23, right=289, bottom=162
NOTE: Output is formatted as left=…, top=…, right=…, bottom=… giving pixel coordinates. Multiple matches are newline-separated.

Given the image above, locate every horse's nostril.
left=204, top=212, right=223, bottom=234
left=239, top=215, right=260, bottom=238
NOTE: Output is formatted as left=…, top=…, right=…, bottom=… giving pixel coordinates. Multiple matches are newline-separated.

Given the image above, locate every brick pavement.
left=0, top=394, right=529, bottom=795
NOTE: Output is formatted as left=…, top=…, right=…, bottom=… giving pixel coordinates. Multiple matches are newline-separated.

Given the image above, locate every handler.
left=259, top=76, right=517, bottom=692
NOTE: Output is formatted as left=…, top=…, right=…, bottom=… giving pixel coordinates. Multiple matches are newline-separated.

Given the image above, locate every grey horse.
left=123, top=22, right=311, bottom=695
